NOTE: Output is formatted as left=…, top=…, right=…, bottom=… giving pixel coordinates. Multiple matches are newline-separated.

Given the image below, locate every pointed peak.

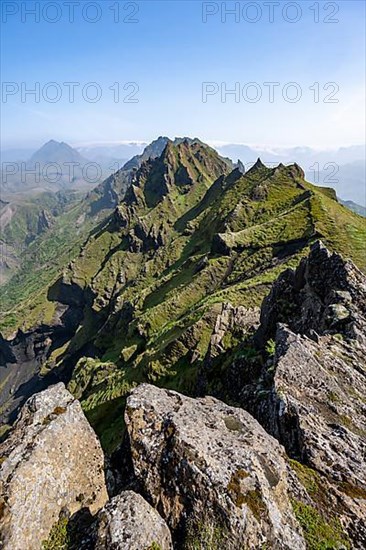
left=247, top=157, right=266, bottom=174
left=38, top=139, right=60, bottom=150
left=236, top=159, right=246, bottom=174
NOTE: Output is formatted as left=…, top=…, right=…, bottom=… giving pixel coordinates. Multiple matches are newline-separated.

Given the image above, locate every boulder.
left=92, top=491, right=173, bottom=550
left=0, top=383, right=108, bottom=550
left=125, top=384, right=305, bottom=550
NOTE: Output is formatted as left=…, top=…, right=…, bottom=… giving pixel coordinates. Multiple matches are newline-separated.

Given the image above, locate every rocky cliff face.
left=206, top=241, right=366, bottom=549
left=257, top=240, right=366, bottom=343
left=0, top=303, right=84, bottom=428
left=242, top=243, right=366, bottom=470
left=0, top=383, right=108, bottom=550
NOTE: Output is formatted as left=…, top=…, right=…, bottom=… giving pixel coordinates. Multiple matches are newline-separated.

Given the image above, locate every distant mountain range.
left=214, top=143, right=365, bottom=167
left=2, top=140, right=364, bottom=205
left=1, top=136, right=365, bottom=290
left=74, top=141, right=366, bottom=206
left=340, top=198, right=366, bottom=217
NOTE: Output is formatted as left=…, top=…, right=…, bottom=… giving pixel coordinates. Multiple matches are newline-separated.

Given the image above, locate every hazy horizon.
left=2, top=137, right=365, bottom=153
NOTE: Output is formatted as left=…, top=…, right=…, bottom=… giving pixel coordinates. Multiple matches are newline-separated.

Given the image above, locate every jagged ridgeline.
left=1, top=139, right=365, bottom=450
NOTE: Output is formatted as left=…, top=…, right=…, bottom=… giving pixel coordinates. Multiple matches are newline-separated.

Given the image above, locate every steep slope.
left=0, top=138, right=184, bottom=334
left=2, top=140, right=364, bottom=448
left=2, top=241, right=364, bottom=548
left=0, top=190, right=82, bottom=285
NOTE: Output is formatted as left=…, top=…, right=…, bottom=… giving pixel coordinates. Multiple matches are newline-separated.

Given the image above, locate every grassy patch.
left=42, top=517, right=70, bottom=550
left=289, top=459, right=322, bottom=497
left=184, top=516, right=229, bottom=550
left=291, top=499, right=350, bottom=550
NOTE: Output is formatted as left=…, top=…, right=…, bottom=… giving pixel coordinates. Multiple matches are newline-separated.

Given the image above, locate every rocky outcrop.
left=47, top=274, right=91, bottom=308
left=233, top=241, right=366, bottom=548
left=37, top=209, right=53, bottom=234
left=125, top=384, right=306, bottom=549
left=243, top=322, right=366, bottom=547
left=0, top=383, right=108, bottom=550
left=236, top=159, right=246, bottom=174
left=250, top=242, right=366, bottom=470
left=91, top=491, right=173, bottom=549
left=129, top=220, right=169, bottom=252
left=208, top=303, right=260, bottom=359
left=197, top=303, right=260, bottom=394
left=260, top=325, right=366, bottom=485
left=257, top=240, right=366, bottom=344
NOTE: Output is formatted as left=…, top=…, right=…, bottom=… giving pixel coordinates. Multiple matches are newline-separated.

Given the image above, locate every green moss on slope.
left=291, top=500, right=350, bottom=550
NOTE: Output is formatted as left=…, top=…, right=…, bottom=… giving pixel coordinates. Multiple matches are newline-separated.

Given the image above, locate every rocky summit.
left=0, top=138, right=365, bottom=549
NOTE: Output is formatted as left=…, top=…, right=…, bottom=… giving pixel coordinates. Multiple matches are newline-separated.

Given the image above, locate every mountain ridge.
left=1, top=139, right=365, bottom=453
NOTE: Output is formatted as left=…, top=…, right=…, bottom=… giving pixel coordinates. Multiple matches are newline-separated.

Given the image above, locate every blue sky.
left=1, top=0, right=365, bottom=148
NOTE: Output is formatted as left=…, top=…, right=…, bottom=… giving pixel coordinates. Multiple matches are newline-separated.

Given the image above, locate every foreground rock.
left=125, top=383, right=306, bottom=550
left=0, top=383, right=108, bottom=550
left=262, top=325, right=366, bottom=488
left=92, top=490, right=173, bottom=549
left=261, top=325, right=366, bottom=546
